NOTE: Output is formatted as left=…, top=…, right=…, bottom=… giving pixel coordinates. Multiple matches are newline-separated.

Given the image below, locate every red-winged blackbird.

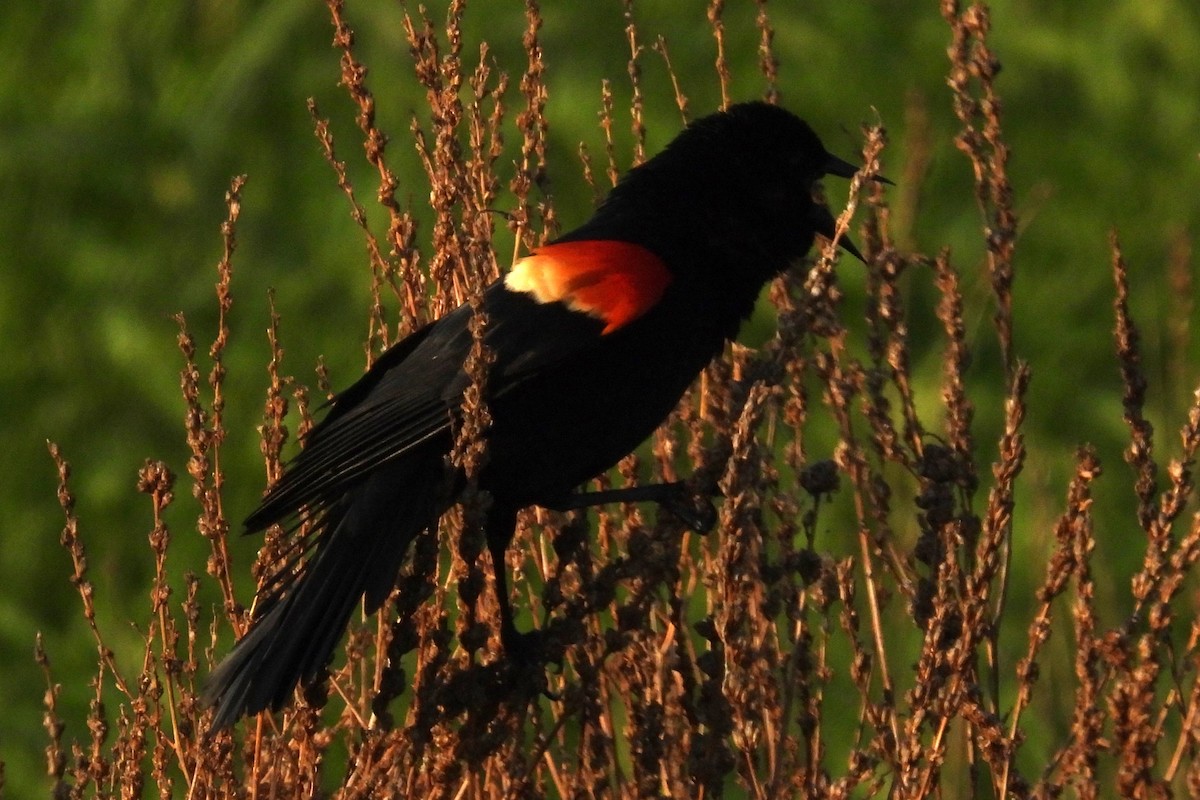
left=204, top=101, right=876, bottom=729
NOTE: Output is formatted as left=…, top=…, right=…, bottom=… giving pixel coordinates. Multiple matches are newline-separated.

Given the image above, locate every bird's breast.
left=478, top=301, right=725, bottom=506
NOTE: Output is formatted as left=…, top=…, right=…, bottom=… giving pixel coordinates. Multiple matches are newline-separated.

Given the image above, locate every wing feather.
left=246, top=240, right=666, bottom=532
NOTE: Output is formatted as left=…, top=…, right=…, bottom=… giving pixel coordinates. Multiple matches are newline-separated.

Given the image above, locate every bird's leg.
left=543, top=480, right=719, bottom=533
left=484, top=505, right=541, bottom=660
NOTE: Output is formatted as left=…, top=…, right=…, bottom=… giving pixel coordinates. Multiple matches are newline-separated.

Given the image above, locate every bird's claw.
left=544, top=480, right=721, bottom=533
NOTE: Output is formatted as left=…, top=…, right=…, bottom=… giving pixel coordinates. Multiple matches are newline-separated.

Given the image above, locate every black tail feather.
left=203, top=459, right=441, bottom=730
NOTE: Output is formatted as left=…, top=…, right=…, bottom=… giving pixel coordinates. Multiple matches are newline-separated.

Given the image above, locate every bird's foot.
left=544, top=480, right=720, bottom=533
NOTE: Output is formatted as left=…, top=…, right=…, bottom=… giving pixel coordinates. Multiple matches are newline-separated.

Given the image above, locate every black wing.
left=244, top=280, right=608, bottom=532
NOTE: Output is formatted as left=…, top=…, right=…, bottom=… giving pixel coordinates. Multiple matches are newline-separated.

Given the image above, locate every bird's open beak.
left=823, top=153, right=893, bottom=186
left=813, top=151, right=891, bottom=263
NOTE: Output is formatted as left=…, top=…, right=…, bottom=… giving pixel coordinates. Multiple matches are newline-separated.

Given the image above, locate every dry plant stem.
left=251, top=292, right=297, bottom=638
left=651, top=36, right=690, bottom=124
left=85, top=670, right=110, bottom=793
left=1004, top=447, right=1101, bottom=798
left=814, top=331, right=903, bottom=748
left=577, top=141, right=600, bottom=207
left=37, top=634, right=68, bottom=797
left=404, top=2, right=506, bottom=315
left=754, top=0, right=779, bottom=105
left=707, top=0, right=730, bottom=108
left=1113, top=232, right=1160, bottom=540
left=259, top=290, right=289, bottom=496
left=138, top=459, right=192, bottom=789
left=834, top=558, right=893, bottom=794
left=1110, top=231, right=1200, bottom=792
left=511, top=0, right=551, bottom=253
left=811, top=130, right=915, bottom=582
left=934, top=250, right=975, bottom=481
left=783, top=132, right=929, bottom=781
left=622, top=2, right=647, bottom=164
left=206, top=176, right=240, bottom=576
left=902, top=551, right=959, bottom=796
left=449, top=296, right=495, bottom=658
left=942, top=0, right=1017, bottom=376
left=1155, top=390, right=1200, bottom=604
left=714, top=381, right=776, bottom=793
left=308, top=99, right=396, bottom=353
left=943, top=0, right=1019, bottom=722
left=1112, top=232, right=1200, bottom=629
left=598, top=81, right=620, bottom=188
left=325, top=0, right=420, bottom=344
left=908, top=364, right=1030, bottom=799
left=973, top=357, right=1029, bottom=697
left=404, top=5, right=465, bottom=315
left=48, top=443, right=133, bottom=701
left=1166, top=618, right=1200, bottom=782
left=178, top=175, right=246, bottom=633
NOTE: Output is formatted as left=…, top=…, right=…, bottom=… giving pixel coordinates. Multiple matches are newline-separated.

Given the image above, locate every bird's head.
left=586, top=102, right=880, bottom=286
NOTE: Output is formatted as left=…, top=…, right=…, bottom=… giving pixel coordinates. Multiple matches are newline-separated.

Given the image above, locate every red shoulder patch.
left=505, top=240, right=671, bottom=334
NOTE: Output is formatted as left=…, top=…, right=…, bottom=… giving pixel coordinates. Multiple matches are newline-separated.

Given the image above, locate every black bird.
left=204, top=101, right=876, bottom=729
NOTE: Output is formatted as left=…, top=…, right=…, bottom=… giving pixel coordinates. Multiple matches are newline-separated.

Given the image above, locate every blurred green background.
left=2, top=0, right=1198, bottom=792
